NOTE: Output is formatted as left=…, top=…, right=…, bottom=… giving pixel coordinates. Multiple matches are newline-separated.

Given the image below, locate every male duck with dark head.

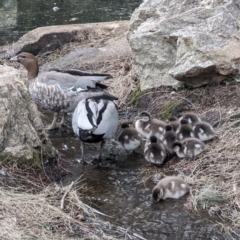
left=10, top=52, right=117, bottom=130
left=72, top=96, right=119, bottom=162
left=118, top=123, right=142, bottom=152
left=135, top=111, right=167, bottom=140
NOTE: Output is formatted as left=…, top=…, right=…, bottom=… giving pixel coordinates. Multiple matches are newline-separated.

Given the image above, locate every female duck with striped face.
left=72, top=96, right=119, bottom=162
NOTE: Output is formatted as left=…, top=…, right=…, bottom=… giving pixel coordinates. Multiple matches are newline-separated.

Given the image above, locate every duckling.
left=144, top=136, right=166, bottom=165
left=152, top=176, right=189, bottom=201
left=173, top=137, right=207, bottom=159
left=118, top=123, right=142, bottom=152
left=72, top=97, right=119, bottom=162
left=161, top=125, right=179, bottom=155
left=193, top=121, right=216, bottom=141
left=176, top=119, right=195, bottom=140
left=135, top=111, right=167, bottom=140
left=178, top=112, right=201, bottom=125
left=168, top=117, right=180, bottom=132
left=10, top=52, right=117, bottom=130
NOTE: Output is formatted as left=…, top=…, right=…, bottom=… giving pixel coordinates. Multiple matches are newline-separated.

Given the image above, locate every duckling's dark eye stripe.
left=97, top=100, right=108, bottom=125
left=85, top=100, right=95, bottom=128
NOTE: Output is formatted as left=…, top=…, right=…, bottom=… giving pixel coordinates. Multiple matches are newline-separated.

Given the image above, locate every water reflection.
left=50, top=135, right=224, bottom=240
left=0, top=0, right=142, bottom=46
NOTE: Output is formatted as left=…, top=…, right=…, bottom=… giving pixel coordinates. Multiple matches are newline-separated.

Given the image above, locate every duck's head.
left=10, top=52, right=39, bottom=80
left=135, top=111, right=151, bottom=122
left=152, top=187, right=164, bottom=201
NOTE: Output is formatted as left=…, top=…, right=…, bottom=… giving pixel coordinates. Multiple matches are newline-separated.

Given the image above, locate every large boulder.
left=127, top=0, right=240, bottom=90
left=0, top=65, right=56, bottom=166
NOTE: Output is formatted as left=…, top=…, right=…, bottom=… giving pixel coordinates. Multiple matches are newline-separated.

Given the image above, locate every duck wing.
left=38, top=70, right=112, bottom=90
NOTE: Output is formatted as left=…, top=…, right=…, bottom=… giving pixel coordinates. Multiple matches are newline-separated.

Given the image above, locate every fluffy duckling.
left=193, top=121, right=216, bottom=141
left=173, top=137, right=207, bottom=159
left=118, top=123, right=142, bottom=152
left=135, top=111, right=167, bottom=139
left=176, top=119, right=195, bottom=140
left=72, top=97, right=119, bottom=162
left=161, top=125, right=179, bottom=155
left=152, top=176, right=189, bottom=201
left=168, top=117, right=180, bottom=132
left=144, top=136, right=166, bottom=165
left=11, top=52, right=117, bottom=130
left=178, top=112, right=201, bottom=125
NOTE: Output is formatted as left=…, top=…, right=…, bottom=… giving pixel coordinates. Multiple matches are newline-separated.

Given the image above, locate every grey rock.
left=12, top=21, right=129, bottom=56
left=128, top=0, right=240, bottom=89
left=0, top=65, right=56, bottom=163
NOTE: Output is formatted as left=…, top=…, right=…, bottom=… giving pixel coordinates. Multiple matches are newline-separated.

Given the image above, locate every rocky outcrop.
left=128, top=0, right=240, bottom=89
left=0, top=65, right=56, bottom=165
left=12, top=21, right=129, bottom=55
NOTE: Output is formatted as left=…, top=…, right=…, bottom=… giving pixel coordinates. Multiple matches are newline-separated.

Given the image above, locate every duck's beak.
left=10, top=56, right=18, bottom=61
left=134, top=115, right=140, bottom=120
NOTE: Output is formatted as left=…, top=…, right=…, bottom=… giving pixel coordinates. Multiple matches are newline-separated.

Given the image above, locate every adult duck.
left=72, top=96, right=119, bottom=162
left=10, top=52, right=117, bottom=130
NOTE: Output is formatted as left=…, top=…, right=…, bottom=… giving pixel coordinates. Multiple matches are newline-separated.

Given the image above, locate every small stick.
left=61, top=181, right=74, bottom=210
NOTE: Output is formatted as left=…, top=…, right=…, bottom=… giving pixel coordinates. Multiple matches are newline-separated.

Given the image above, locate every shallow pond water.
left=0, top=0, right=142, bottom=46
left=49, top=131, right=224, bottom=240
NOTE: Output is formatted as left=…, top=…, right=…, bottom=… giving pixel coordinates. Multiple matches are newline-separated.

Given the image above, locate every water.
left=0, top=0, right=142, bottom=46
left=50, top=132, right=224, bottom=240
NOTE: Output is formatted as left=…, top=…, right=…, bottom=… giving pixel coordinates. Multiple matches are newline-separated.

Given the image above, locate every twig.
left=60, top=181, right=74, bottom=210
left=116, top=226, right=147, bottom=240
left=87, top=206, right=113, bottom=218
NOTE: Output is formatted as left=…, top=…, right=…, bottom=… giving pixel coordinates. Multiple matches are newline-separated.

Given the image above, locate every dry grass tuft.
left=110, top=59, right=138, bottom=108
left=0, top=179, right=118, bottom=240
